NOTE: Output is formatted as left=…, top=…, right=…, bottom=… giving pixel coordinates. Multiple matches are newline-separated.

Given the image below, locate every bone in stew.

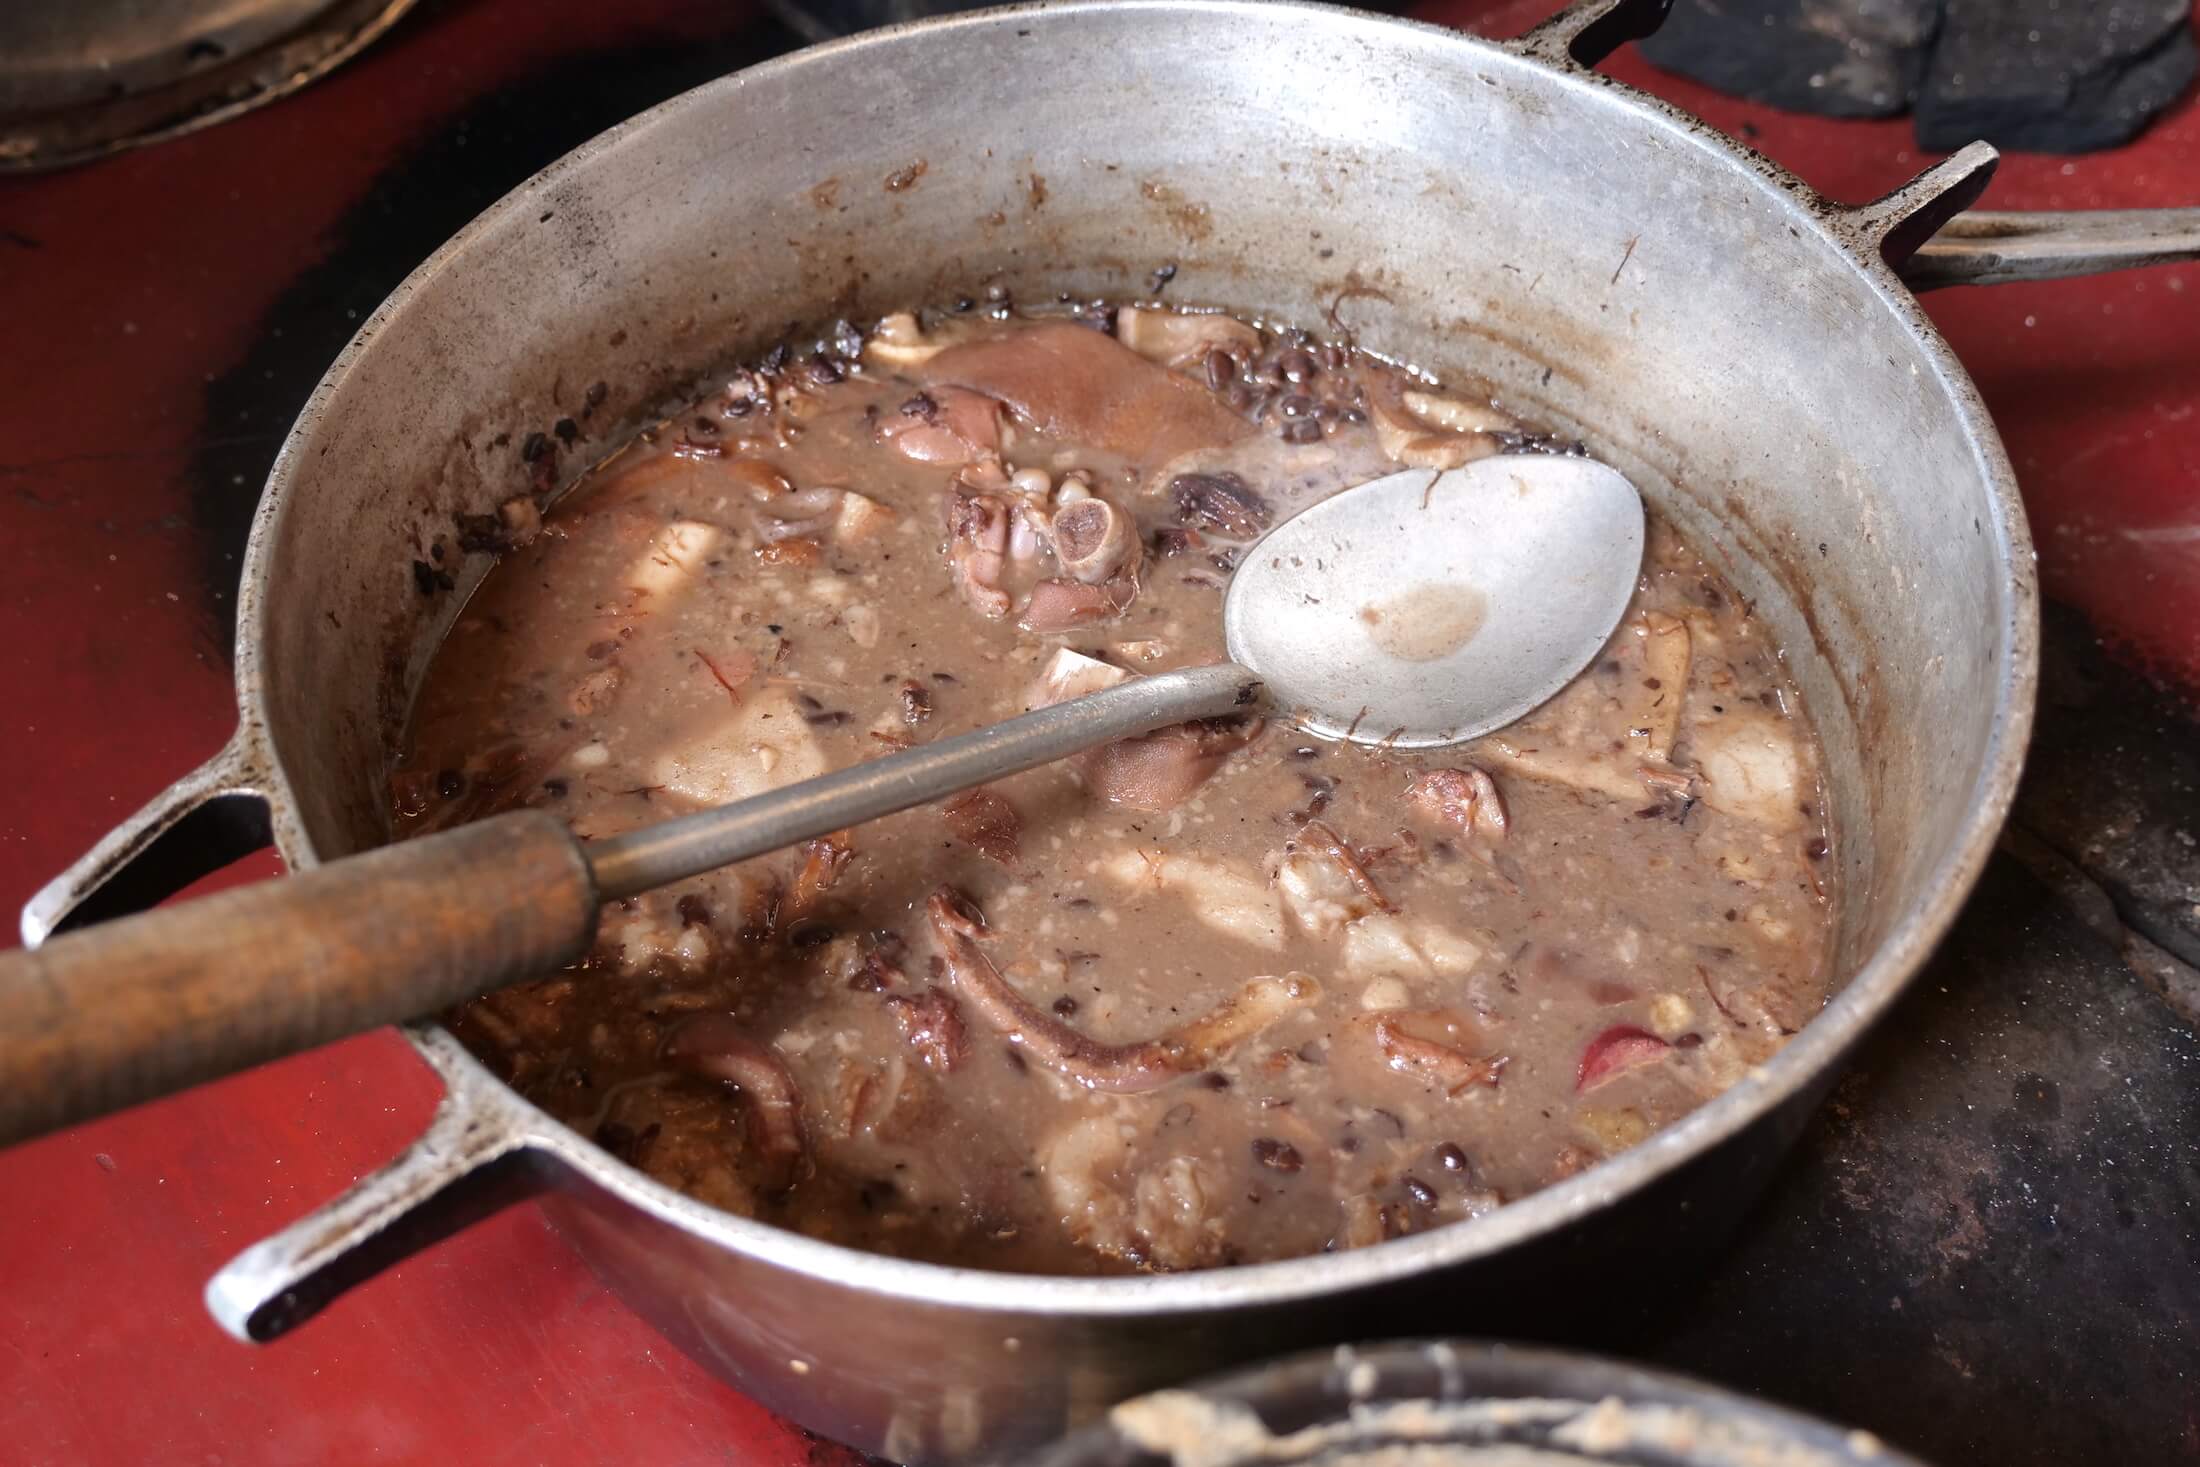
left=396, top=300, right=1835, bottom=1273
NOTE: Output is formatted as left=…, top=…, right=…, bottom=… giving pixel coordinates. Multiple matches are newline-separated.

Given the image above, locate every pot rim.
left=235, top=0, right=2039, bottom=1318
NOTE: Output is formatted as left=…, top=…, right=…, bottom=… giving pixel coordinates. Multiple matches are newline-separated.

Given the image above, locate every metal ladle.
left=0, top=454, right=1642, bottom=1148
left=594, top=455, right=1643, bottom=895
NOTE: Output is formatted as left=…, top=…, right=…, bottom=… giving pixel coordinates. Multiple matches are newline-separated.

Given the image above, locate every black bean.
left=788, top=920, right=837, bottom=948
left=435, top=769, right=465, bottom=799
left=1281, top=417, right=1323, bottom=444
left=1052, top=995, right=1079, bottom=1017
left=1277, top=348, right=1320, bottom=383
left=1278, top=393, right=1316, bottom=419
left=1675, top=1032, right=1705, bottom=1049
left=805, top=357, right=844, bottom=386
left=1171, top=472, right=1272, bottom=539
left=1806, top=837, right=1829, bottom=860
left=1201, top=1071, right=1231, bottom=1090
left=1404, top=1175, right=1438, bottom=1208
left=1152, top=526, right=1204, bottom=558
left=1204, top=348, right=1238, bottom=392
left=1436, top=1142, right=1469, bottom=1173
left=1252, top=1138, right=1303, bottom=1173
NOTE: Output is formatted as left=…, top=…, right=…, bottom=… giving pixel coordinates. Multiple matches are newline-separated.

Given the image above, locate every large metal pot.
left=21, top=1, right=2197, bottom=1460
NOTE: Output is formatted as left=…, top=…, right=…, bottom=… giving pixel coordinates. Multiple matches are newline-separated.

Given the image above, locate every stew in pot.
left=394, top=299, right=1835, bottom=1273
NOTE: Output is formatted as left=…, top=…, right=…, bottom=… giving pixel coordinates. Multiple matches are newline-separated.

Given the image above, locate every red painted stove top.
left=0, top=2, right=2192, bottom=1463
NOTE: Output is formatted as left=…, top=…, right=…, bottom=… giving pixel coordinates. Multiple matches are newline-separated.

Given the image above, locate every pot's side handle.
left=205, top=1070, right=554, bottom=1343
left=1827, top=141, right=2200, bottom=290
left=20, top=730, right=275, bottom=948
left=1506, top=0, right=1674, bottom=69
left=1903, top=207, right=2200, bottom=290
left=1836, top=142, right=2003, bottom=274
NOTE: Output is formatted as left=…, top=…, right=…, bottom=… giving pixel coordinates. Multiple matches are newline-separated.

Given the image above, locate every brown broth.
left=397, top=304, right=1835, bottom=1274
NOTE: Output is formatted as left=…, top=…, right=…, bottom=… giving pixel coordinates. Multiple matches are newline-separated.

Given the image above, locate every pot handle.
left=205, top=1045, right=554, bottom=1343
left=1812, top=139, right=2200, bottom=290
left=1507, top=0, right=1674, bottom=69
left=19, top=729, right=275, bottom=948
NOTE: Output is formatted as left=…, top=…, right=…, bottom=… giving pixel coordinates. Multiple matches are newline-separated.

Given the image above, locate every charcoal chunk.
left=1915, top=0, right=2197, bottom=152
left=1641, top=0, right=1941, bottom=119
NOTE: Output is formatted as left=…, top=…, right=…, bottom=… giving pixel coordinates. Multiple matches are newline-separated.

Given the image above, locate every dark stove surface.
left=0, top=2, right=2193, bottom=1463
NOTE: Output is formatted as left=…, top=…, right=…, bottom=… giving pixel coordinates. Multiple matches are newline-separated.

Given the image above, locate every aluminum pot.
left=21, top=0, right=2198, bottom=1460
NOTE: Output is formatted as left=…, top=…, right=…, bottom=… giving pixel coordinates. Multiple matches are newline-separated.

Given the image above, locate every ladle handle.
left=0, top=665, right=1263, bottom=1150
left=0, top=810, right=598, bottom=1150
left=587, top=662, right=1264, bottom=899
left=1905, top=207, right=2200, bottom=289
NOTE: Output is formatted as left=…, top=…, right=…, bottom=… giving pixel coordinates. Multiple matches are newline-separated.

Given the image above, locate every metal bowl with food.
left=1034, top=1338, right=1930, bottom=1466
left=21, top=0, right=2197, bottom=1460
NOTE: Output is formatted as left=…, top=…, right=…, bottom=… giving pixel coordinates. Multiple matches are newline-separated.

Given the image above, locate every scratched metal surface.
left=0, top=0, right=2193, bottom=1463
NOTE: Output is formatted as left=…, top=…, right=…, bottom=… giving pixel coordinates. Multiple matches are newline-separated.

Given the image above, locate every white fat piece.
left=1098, top=848, right=1286, bottom=952
left=1691, top=704, right=1806, bottom=832
left=625, top=520, right=724, bottom=603
left=651, top=683, right=830, bottom=806
left=1029, top=647, right=1133, bottom=710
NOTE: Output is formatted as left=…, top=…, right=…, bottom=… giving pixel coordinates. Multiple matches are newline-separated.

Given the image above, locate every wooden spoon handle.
left=0, top=810, right=597, bottom=1150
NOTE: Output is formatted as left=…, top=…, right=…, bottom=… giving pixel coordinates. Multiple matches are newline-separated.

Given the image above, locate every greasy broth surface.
left=399, top=304, right=1834, bottom=1274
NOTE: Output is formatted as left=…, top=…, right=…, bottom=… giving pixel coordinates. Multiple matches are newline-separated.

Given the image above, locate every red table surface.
left=0, top=1, right=2193, bottom=1463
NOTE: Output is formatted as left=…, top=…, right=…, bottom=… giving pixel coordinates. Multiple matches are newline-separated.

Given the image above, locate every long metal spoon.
left=0, top=454, right=1641, bottom=1148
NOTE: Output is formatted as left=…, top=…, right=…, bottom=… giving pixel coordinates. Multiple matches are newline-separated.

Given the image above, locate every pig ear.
left=923, top=321, right=1251, bottom=463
